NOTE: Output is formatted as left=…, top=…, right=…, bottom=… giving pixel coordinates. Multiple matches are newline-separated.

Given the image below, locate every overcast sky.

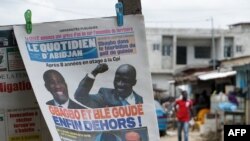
left=0, top=0, right=250, bottom=29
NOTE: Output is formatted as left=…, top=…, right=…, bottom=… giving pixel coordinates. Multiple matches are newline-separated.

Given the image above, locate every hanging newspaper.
left=14, top=15, right=159, bottom=141
left=0, top=26, right=52, bottom=141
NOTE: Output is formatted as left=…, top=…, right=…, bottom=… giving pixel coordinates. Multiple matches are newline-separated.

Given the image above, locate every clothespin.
left=115, top=2, right=123, bottom=26
left=24, top=9, right=32, bottom=34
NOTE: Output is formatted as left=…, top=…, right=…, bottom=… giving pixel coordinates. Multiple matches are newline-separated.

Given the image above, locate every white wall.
left=146, top=28, right=223, bottom=73
left=176, top=38, right=212, bottom=67
left=234, top=32, right=250, bottom=58
left=146, top=30, right=163, bottom=70
left=145, top=27, right=250, bottom=74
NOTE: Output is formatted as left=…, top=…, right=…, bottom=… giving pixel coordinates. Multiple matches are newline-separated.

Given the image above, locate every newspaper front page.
left=14, top=15, right=159, bottom=141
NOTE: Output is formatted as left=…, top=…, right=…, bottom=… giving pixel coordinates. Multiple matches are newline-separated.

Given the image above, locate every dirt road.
left=160, top=130, right=202, bottom=141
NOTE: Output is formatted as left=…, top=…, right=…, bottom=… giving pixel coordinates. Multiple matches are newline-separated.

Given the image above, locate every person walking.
left=175, top=91, right=192, bottom=141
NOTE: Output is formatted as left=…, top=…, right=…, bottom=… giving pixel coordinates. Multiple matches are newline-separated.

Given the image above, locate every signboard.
left=0, top=26, right=51, bottom=141
left=7, top=108, right=41, bottom=141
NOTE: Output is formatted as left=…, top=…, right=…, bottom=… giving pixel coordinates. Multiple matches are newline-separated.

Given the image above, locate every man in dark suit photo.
left=95, top=132, right=121, bottom=141
left=74, top=63, right=143, bottom=108
left=43, top=69, right=85, bottom=109
left=125, top=131, right=142, bottom=141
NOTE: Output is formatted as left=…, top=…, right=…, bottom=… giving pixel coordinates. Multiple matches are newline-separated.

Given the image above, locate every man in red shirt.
left=175, top=91, right=192, bottom=141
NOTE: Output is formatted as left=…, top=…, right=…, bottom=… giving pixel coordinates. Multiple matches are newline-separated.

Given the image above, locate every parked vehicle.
left=154, top=100, right=168, bottom=136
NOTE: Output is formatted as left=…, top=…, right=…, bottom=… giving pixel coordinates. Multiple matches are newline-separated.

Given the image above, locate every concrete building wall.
left=233, top=32, right=250, bottom=58
left=145, top=25, right=250, bottom=96
left=146, top=28, right=226, bottom=72
left=176, top=38, right=212, bottom=66
left=146, top=32, right=162, bottom=71
left=162, top=36, right=174, bottom=69
left=217, top=36, right=224, bottom=60
left=146, top=28, right=225, bottom=92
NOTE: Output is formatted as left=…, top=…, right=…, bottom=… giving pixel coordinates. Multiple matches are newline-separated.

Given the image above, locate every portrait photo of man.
left=125, top=131, right=142, bottom=141
left=74, top=63, right=143, bottom=108
left=43, top=69, right=85, bottom=109
left=95, top=132, right=121, bottom=141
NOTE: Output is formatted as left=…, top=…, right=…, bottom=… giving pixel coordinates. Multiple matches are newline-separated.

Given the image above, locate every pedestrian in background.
left=174, top=91, right=192, bottom=141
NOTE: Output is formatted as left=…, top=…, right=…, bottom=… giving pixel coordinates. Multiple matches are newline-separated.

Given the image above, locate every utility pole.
left=211, top=17, right=216, bottom=70
left=118, top=0, right=142, bottom=15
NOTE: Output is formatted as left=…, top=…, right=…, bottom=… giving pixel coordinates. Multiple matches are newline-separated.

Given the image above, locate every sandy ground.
left=160, top=130, right=202, bottom=141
